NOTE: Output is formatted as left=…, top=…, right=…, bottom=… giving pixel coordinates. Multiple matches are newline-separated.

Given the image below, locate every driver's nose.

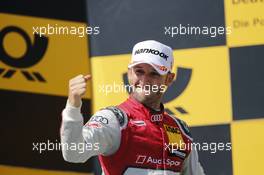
left=139, top=75, right=152, bottom=87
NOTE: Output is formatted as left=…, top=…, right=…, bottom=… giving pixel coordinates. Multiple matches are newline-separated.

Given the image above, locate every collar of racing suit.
left=127, top=95, right=165, bottom=117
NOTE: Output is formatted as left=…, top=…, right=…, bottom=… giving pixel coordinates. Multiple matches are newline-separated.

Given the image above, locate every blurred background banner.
left=0, top=1, right=94, bottom=175
left=1, top=0, right=264, bottom=175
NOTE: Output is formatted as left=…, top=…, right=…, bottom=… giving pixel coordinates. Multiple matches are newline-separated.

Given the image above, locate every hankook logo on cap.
left=134, top=48, right=168, bottom=60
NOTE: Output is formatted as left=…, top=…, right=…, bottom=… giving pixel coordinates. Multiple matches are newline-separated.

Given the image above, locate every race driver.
left=60, top=40, right=205, bottom=175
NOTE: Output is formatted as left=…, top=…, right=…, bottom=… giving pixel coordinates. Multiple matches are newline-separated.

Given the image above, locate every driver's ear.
left=128, top=68, right=132, bottom=85
left=165, top=72, right=175, bottom=86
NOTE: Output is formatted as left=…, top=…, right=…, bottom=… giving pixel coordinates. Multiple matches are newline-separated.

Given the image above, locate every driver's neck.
left=131, top=94, right=162, bottom=111
left=142, top=100, right=161, bottom=111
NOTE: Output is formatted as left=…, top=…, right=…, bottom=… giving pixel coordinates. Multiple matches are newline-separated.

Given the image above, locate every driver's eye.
left=135, top=69, right=144, bottom=74
left=150, top=72, right=160, bottom=77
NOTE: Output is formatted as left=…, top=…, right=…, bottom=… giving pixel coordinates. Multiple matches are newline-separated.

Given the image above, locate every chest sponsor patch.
left=130, top=120, right=146, bottom=126
left=135, top=155, right=181, bottom=167
left=150, top=114, right=163, bottom=122
left=164, top=124, right=185, bottom=150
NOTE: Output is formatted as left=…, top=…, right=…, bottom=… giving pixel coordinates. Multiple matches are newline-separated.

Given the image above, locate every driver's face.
left=127, top=63, right=171, bottom=103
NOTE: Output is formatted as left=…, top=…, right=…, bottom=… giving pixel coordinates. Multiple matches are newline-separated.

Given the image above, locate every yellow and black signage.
left=0, top=13, right=91, bottom=98
left=0, top=13, right=93, bottom=174
left=1, top=0, right=264, bottom=174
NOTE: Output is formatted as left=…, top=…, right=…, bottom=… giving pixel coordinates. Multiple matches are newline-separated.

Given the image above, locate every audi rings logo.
left=90, top=116, right=109, bottom=125
left=0, top=26, right=48, bottom=82
left=151, top=114, right=163, bottom=122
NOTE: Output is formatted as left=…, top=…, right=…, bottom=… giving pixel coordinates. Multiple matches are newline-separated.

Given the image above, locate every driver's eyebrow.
left=134, top=65, right=143, bottom=69
left=134, top=65, right=158, bottom=74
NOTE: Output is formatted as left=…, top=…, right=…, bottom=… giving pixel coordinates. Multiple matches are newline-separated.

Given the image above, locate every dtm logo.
left=123, top=67, right=192, bottom=115
left=0, top=26, right=48, bottom=82
left=151, top=114, right=163, bottom=122
left=135, top=155, right=181, bottom=167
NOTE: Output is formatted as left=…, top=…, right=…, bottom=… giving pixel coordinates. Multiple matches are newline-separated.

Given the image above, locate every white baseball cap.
left=128, top=40, right=174, bottom=75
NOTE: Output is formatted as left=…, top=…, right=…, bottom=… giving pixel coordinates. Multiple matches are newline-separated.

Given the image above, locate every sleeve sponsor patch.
left=104, top=106, right=128, bottom=129
left=90, top=115, right=109, bottom=125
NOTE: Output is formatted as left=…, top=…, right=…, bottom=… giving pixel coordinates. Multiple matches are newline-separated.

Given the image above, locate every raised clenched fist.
left=68, top=74, right=91, bottom=107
